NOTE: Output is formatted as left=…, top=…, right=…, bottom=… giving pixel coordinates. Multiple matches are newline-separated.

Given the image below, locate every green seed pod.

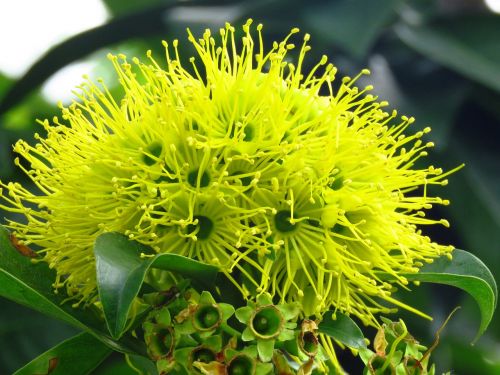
left=193, top=303, right=223, bottom=332
left=145, top=326, right=175, bottom=361
left=227, top=354, right=256, bottom=375
left=189, top=346, right=218, bottom=373
left=298, top=320, right=319, bottom=357
left=249, top=305, right=284, bottom=340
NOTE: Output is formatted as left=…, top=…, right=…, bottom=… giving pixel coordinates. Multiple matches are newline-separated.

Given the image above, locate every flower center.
left=274, top=210, right=297, bottom=233
left=187, top=215, right=214, bottom=240
left=243, top=124, right=254, bottom=141
left=232, top=171, right=252, bottom=186
left=143, top=141, right=163, bottom=166
left=187, top=169, right=210, bottom=187
left=330, top=174, right=343, bottom=190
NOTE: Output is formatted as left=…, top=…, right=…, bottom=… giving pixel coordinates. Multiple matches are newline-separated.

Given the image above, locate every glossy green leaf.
left=93, top=358, right=138, bottom=375
left=13, top=332, right=111, bottom=375
left=125, top=354, right=159, bottom=375
left=0, top=298, right=79, bottom=374
left=0, top=226, right=96, bottom=331
left=93, top=354, right=141, bottom=375
left=385, top=249, right=497, bottom=343
left=0, top=300, right=78, bottom=374
left=94, top=232, right=218, bottom=339
left=318, top=311, right=366, bottom=349
left=0, top=226, right=144, bottom=355
left=396, top=15, right=500, bottom=92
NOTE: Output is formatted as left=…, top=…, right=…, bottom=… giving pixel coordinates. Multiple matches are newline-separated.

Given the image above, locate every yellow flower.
left=0, top=20, right=457, bottom=326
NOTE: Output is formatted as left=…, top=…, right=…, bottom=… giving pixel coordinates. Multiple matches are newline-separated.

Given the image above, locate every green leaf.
left=103, top=0, right=162, bottom=16
left=304, top=0, right=400, bottom=58
left=94, top=232, right=218, bottom=339
left=0, top=300, right=78, bottom=374
left=0, top=226, right=97, bottom=330
left=13, top=332, right=112, bottom=375
left=0, top=226, right=144, bottom=355
left=387, top=249, right=497, bottom=343
left=318, top=311, right=367, bottom=349
left=396, top=15, right=500, bottom=92
left=93, top=354, right=140, bottom=375
left=125, top=354, right=159, bottom=375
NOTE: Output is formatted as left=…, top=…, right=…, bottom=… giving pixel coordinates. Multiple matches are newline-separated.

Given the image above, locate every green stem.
left=221, top=322, right=241, bottom=338
left=381, top=320, right=408, bottom=372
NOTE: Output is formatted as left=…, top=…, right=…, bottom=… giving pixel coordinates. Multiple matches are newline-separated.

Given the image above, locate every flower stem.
left=221, top=322, right=241, bottom=338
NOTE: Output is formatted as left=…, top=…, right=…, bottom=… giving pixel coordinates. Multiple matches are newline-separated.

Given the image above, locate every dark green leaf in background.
left=367, top=55, right=468, bottom=148
left=0, top=301, right=78, bottom=374
left=0, top=226, right=98, bottom=331
left=396, top=14, right=500, bottom=93
left=318, top=311, right=366, bottom=349
left=103, top=0, right=162, bottom=17
left=444, top=136, right=500, bottom=276
left=94, top=232, right=218, bottom=339
left=13, top=332, right=111, bottom=375
left=304, top=0, right=401, bottom=59
left=442, top=336, right=500, bottom=375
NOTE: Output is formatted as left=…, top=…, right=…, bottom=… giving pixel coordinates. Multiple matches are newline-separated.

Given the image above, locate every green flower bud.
left=143, top=307, right=175, bottom=360
left=227, top=354, right=256, bottom=375
left=193, top=303, right=223, bottom=332
left=189, top=346, right=218, bottom=373
left=145, top=326, right=175, bottom=360
left=250, top=305, right=284, bottom=340
left=298, top=320, right=319, bottom=357
left=193, top=361, right=226, bottom=375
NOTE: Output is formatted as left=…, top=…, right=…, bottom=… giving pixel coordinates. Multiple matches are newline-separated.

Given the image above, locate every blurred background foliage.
left=0, top=0, right=499, bottom=373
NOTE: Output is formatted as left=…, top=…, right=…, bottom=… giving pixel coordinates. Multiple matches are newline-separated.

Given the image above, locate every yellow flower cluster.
left=0, top=20, right=456, bottom=325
